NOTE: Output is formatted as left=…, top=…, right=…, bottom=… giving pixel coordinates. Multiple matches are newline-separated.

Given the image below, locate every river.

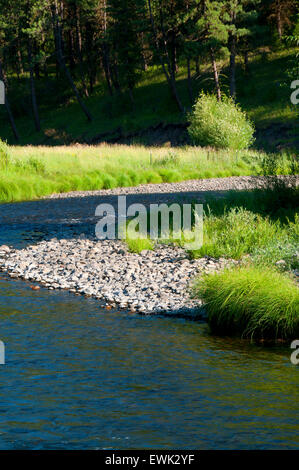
left=0, top=196, right=298, bottom=449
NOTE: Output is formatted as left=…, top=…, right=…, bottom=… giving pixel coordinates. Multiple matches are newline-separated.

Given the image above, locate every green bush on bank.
left=188, top=93, right=255, bottom=150
left=193, top=266, right=299, bottom=340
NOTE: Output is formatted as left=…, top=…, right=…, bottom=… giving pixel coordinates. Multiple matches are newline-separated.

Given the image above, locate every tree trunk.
left=128, top=88, right=135, bottom=110
left=110, top=60, right=121, bottom=93
left=28, top=38, right=41, bottom=132
left=101, top=0, right=113, bottom=96
left=170, top=31, right=178, bottom=77
left=147, top=0, right=183, bottom=112
left=74, top=3, right=89, bottom=97
left=210, top=49, right=221, bottom=101
left=101, top=43, right=113, bottom=96
left=68, top=29, right=75, bottom=70
left=5, top=99, right=20, bottom=142
left=195, top=56, right=200, bottom=76
left=0, top=59, right=20, bottom=141
left=33, top=40, right=40, bottom=79
left=51, top=0, right=92, bottom=121
left=277, top=1, right=282, bottom=39
left=140, top=32, right=148, bottom=71
left=85, top=20, right=97, bottom=95
left=228, top=32, right=236, bottom=100
left=16, top=36, right=24, bottom=77
left=244, top=50, right=249, bottom=74
left=187, top=57, right=193, bottom=104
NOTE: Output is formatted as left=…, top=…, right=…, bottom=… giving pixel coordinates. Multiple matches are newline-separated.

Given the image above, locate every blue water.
left=0, top=197, right=298, bottom=449
left=0, top=275, right=298, bottom=450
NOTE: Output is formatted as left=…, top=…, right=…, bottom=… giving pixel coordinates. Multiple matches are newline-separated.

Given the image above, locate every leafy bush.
left=260, top=152, right=299, bottom=176
left=193, top=266, right=299, bottom=340
left=188, top=93, right=255, bottom=150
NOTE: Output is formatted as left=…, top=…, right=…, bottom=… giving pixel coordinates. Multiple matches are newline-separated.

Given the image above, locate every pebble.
left=46, top=175, right=299, bottom=200
left=0, top=239, right=236, bottom=315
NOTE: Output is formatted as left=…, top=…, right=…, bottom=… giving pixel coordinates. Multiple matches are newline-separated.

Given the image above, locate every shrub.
left=188, top=93, right=255, bottom=150
left=27, top=157, right=46, bottom=174
left=193, top=266, right=299, bottom=340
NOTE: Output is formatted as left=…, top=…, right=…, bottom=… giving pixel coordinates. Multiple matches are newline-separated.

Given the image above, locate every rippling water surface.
left=0, top=198, right=298, bottom=449
left=0, top=276, right=298, bottom=450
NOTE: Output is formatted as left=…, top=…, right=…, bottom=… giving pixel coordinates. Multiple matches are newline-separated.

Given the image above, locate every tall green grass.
left=193, top=266, right=299, bottom=340
left=0, top=142, right=285, bottom=203
left=189, top=208, right=299, bottom=269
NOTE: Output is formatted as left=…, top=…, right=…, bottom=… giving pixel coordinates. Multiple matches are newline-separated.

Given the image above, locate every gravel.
left=1, top=176, right=297, bottom=316
left=46, top=175, right=299, bottom=199
left=0, top=241, right=237, bottom=317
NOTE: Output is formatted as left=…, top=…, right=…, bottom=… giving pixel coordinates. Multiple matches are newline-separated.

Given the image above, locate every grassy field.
left=1, top=142, right=296, bottom=203
left=0, top=49, right=298, bottom=150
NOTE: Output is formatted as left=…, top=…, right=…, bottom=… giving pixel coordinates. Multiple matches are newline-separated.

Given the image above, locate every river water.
left=0, top=196, right=298, bottom=449
left=0, top=275, right=298, bottom=449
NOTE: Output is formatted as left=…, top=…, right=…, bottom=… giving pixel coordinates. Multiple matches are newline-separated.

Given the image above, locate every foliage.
left=188, top=93, right=255, bottom=149
left=126, top=236, right=154, bottom=253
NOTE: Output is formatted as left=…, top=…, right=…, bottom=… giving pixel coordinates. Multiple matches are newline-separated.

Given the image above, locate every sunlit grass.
left=0, top=143, right=276, bottom=202
left=193, top=266, right=299, bottom=340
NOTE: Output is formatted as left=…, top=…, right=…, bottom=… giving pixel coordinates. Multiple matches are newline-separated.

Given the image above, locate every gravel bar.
left=0, top=241, right=236, bottom=317
left=46, top=175, right=299, bottom=199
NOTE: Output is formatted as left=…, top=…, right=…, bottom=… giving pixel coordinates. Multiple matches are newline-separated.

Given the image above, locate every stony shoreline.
left=45, top=175, right=299, bottom=199
left=0, top=240, right=236, bottom=317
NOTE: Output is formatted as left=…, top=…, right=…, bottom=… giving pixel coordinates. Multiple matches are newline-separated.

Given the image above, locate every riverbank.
left=1, top=142, right=297, bottom=203
left=0, top=240, right=236, bottom=316
left=0, top=177, right=297, bottom=338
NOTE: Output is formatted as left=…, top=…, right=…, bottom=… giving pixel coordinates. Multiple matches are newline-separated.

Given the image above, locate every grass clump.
left=189, top=207, right=292, bottom=261
left=126, top=236, right=154, bottom=253
left=188, top=93, right=255, bottom=150
left=193, top=266, right=299, bottom=340
left=0, top=139, right=11, bottom=169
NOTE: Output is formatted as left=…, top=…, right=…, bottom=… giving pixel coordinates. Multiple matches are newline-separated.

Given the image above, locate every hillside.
left=0, top=48, right=298, bottom=152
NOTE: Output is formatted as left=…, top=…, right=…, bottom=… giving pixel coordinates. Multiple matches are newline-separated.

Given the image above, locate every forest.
left=0, top=0, right=298, bottom=146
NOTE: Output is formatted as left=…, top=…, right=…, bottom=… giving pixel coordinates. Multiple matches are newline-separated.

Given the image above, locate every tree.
left=222, top=0, right=261, bottom=99
left=267, top=0, right=297, bottom=40
left=50, top=0, right=93, bottom=120
left=147, top=0, right=197, bottom=112
left=108, top=0, right=145, bottom=104
left=195, top=1, right=228, bottom=101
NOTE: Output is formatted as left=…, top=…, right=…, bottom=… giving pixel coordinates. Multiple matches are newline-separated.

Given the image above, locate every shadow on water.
left=0, top=185, right=297, bottom=249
